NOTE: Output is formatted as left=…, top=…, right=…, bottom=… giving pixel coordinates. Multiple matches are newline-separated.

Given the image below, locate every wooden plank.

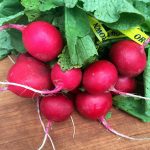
left=0, top=58, right=150, bottom=150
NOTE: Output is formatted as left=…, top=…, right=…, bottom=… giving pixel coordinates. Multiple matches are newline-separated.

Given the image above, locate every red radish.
left=7, top=54, right=52, bottom=98
left=114, top=76, right=137, bottom=93
left=83, top=60, right=118, bottom=94
left=38, top=94, right=74, bottom=149
left=76, top=92, right=112, bottom=120
left=40, top=94, right=74, bottom=122
left=51, top=63, right=82, bottom=92
left=0, top=62, right=82, bottom=96
left=109, top=40, right=147, bottom=77
left=81, top=60, right=149, bottom=100
left=0, top=21, right=63, bottom=62
left=76, top=92, right=150, bottom=140
left=36, top=98, right=56, bottom=150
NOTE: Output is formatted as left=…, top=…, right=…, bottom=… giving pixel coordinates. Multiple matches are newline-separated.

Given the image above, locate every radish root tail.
left=0, top=87, right=8, bottom=91
left=8, top=55, right=15, bottom=64
left=0, top=81, right=63, bottom=95
left=70, top=115, right=76, bottom=139
left=38, top=121, right=51, bottom=150
left=99, top=116, right=150, bottom=140
left=111, top=88, right=150, bottom=101
left=36, top=98, right=56, bottom=150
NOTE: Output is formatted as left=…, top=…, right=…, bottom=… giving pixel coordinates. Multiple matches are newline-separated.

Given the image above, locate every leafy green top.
left=1, top=0, right=150, bottom=68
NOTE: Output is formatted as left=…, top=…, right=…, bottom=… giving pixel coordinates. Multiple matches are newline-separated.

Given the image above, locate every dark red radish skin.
left=83, top=60, right=118, bottom=94
left=109, top=40, right=147, bottom=77
left=7, top=54, right=52, bottom=98
left=40, top=94, right=73, bottom=122
left=76, top=92, right=150, bottom=140
left=6, top=62, right=82, bottom=96
left=22, top=21, right=63, bottom=62
left=114, top=76, right=137, bottom=93
left=0, top=21, right=63, bottom=62
left=51, top=63, right=82, bottom=91
left=76, top=92, right=112, bottom=120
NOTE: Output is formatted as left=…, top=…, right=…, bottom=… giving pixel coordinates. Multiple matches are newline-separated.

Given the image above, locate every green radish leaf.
left=133, top=0, right=150, bottom=32
left=21, top=0, right=64, bottom=21
left=8, top=30, right=26, bottom=53
left=52, top=8, right=65, bottom=36
left=21, top=0, right=77, bottom=19
left=7, top=16, right=28, bottom=53
left=0, top=31, right=14, bottom=59
left=0, top=0, right=23, bottom=17
left=58, top=35, right=98, bottom=70
left=113, top=96, right=150, bottom=122
left=0, top=11, right=24, bottom=25
left=23, top=10, right=40, bottom=22
left=21, top=0, right=40, bottom=10
left=39, top=0, right=64, bottom=11
left=143, top=46, right=150, bottom=116
left=64, top=0, right=78, bottom=8
left=65, top=7, right=90, bottom=38
left=0, top=0, right=24, bottom=25
left=58, top=7, right=98, bottom=70
left=105, top=112, right=112, bottom=120
left=21, top=0, right=41, bottom=21
left=81, top=0, right=145, bottom=30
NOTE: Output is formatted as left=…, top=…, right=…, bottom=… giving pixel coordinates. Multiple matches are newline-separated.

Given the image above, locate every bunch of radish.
left=0, top=21, right=150, bottom=150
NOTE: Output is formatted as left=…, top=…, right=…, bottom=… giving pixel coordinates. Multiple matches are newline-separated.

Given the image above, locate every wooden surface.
left=0, top=58, right=150, bottom=150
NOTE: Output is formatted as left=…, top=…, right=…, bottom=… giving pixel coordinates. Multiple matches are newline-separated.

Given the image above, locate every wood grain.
left=0, top=57, right=150, bottom=150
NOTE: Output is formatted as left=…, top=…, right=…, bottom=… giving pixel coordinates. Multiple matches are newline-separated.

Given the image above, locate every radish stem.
left=0, top=81, right=63, bottom=95
left=8, top=55, right=15, bottom=64
left=143, top=37, right=150, bottom=47
left=99, top=116, right=150, bottom=140
left=0, top=24, right=26, bottom=32
left=111, top=88, right=150, bottom=100
left=70, top=115, right=76, bottom=139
